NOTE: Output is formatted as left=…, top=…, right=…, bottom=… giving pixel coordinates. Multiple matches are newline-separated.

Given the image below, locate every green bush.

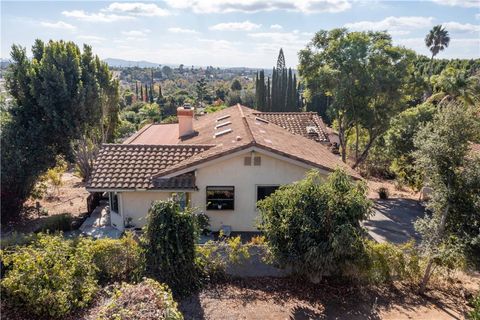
left=1, top=234, right=98, bottom=318
left=470, top=291, right=480, bottom=320
left=89, top=232, right=144, bottom=284
left=97, top=278, right=183, bottom=320
left=194, top=212, right=211, bottom=235
left=196, top=241, right=227, bottom=281
left=258, top=169, right=372, bottom=281
left=142, top=200, right=200, bottom=297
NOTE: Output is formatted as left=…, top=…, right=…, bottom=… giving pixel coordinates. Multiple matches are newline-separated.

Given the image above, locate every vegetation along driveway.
left=364, top=199, right=425, bottom=244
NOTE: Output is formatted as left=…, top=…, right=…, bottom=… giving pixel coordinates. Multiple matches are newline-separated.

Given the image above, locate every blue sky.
left=1, top=0, right=479, bottom=68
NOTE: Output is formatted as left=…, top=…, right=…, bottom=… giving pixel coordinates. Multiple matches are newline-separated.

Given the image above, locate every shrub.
left=89, top=232, right=144, bottom=284
left=194, top=212, right=211, bottom=235
left=258, top=169, right=372, bottom=281
left=378, top=187, right=389, bottom=200
left=226, top=235, right=250, bottom=264
left=1, top=234, right=98, bottom=318
left=142, top=200, right=200, bottom=297
left=97, top=278, right=183, bottom=320
left=249, top=235, right=266, bottom=246
left=196, top=241, right=227, bottom=281
left=470, top=291, right=480, bottom=320
left=36, top=213, right=74, bottom=232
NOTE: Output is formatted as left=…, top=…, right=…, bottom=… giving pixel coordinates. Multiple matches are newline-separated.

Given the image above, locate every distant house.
left=86, top=104, right=359, bottom=232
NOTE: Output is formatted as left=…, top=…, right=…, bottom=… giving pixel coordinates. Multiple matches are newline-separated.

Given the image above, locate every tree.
left=429, top=66, right=480, bottom=106
left=196, top=77, right=208, bottom=107
left=1, top=40, right=119, bottom=221
left=277, top=48, right=285, bottom=70
left=230, top=79, right=242, bottom=91
left=140, top=84, right=144, bottom=102
left=425, top=25, right=450, bottom=63
left=413, top=102, right=480, bottom=293
left=135, top=81, right=139, bottom=99
left=255, top=70, right=266, bottom=111
left=258, top=169, right=372, bottom=281
left=298, top=29, right=413, bottom=167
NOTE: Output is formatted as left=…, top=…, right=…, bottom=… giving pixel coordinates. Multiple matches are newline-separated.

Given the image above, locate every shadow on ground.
left=179, top=277, right=467, bottom=320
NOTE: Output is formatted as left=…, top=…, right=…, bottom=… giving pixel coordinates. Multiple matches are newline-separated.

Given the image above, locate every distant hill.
left=104, top=58, right=163, bottom=68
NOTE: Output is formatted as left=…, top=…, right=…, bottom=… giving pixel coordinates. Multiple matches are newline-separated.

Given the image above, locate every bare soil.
left=180, top=276, right=479, bottom=320
left=367, top=178, right=418, bottom=201
left=2, top=169, right=90, bottom=235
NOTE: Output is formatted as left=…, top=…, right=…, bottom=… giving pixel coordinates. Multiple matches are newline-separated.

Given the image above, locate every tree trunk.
left=338, top=118, right=347, bottom=163
left=355, top=122, right=359, bottom=162
left=352, top=136, right=376, bottom=169
left=418, top=202, right=450, bottom=294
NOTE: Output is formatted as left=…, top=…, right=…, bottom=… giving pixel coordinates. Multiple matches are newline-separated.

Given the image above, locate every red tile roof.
left=88, top=105, right=359, bottom=190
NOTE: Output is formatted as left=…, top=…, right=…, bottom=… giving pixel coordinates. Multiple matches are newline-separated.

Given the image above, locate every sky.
left=1, top=0, right=479, bottom=68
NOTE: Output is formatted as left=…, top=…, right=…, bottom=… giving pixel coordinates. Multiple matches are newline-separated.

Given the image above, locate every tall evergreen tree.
left=135, top=81, right=139, bottom=99
left=140, top=84, right=144, bottom=102
left=277, top=48, right=286, bottom=70
left=144, top=84, right=148, bottom=102
left=286, top=68, right=293, bottom=111
left=267, top=76, right=271, bottom=111
left=260, top=70, right=266, bottom=110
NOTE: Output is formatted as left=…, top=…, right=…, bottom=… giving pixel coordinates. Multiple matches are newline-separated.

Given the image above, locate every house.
left=86, top=104, right=359, bottom=232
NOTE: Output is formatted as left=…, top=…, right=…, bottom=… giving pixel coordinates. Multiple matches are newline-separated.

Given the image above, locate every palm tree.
left=425, top=25, right=450, bottom=76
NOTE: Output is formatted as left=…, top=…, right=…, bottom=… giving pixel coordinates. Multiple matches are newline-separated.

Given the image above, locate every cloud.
left=164, top=0, right=351, bottom=14
left=77, top=35, right=106, bottom=43
left=210, top=20, right=261, bottom=31
left=103, top=2, right=171, bottom=17
left=431, top=0, right=479, bottom=8
left=168, top=27, right=200, bottom=34
left=40, top=20, right=76, bottom=30
left=443, top=21, right=480, bottom=33
left=62, top=10, right=134, bottom=22
left=345, top=16, right=434, bottom=35
left=270, top=24, right=283, bottom=30
left=121, top=29, right=151, bottom=37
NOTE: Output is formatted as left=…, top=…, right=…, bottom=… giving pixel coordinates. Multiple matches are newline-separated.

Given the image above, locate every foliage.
left=413, top=102, right=480, bottom=292
left=1, top=234, right=98, bottom=318
left=142, top=200, right=200, bottom=297
left=1, top=40, right=119, bottom=222
left=378, top=187, right=389, bottom=200
left=36, top=213, right=74, bottom=233
left=348, top=240, right=422, bottom=284
left=230, top=79, right=242, bottom=91
left=258, top=169, right=372, bottom=280
left=470, top=291, right=480, bottom=320
left=196, top=241, right=227, bottom=281
left=425, top=25, right=450, bottom=60
left=89, top=232, right=144, bottom=284
left=298, top=29, right=415, bottom=167
left=249, top=235, right=267, bottom=245
left=429, top=66, right=480, bottom=106
left=97, top=278, right=183, bottom=320
left=194, top=212, right=211, bottom=235
left=226, top=236, right=250, bottom=264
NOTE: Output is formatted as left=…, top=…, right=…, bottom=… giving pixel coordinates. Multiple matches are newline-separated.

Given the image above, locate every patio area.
left=79, top=200, right=122, bottom=239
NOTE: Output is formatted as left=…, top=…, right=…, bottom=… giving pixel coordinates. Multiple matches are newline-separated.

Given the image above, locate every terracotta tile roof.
left=88, top=104, right=360, bottom=190
left=123, top=123, right=180, bottom=144
left=253, top=112, right=329, bottom=142
left=87, top=144, right=212, bottom=190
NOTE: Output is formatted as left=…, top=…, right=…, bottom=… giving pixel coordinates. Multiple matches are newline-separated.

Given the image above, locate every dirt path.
left=180, top=277, right=477, bottom=320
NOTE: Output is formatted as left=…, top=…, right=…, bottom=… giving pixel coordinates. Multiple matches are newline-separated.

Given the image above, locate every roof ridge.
left=238, top=104, right=255, bottom=144
left=101, top=143, right=216, bottom=148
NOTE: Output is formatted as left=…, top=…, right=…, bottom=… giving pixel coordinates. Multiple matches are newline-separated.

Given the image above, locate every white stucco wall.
left=121, top=191, right=171, bottom=227
left=190, top=151, right=322, bottom=231
left=117, top=150, right=327, bottom=231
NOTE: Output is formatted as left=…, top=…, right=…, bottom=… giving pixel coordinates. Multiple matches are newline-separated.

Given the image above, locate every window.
left=206, top=186, right=234, bottom=210
left=244, top=156, right=252, bottom=166
left=257, top=185, right=280, bottom=202
left=109, top=192, right=119, bottom=213
left=253, top=156, right=261, bottom=166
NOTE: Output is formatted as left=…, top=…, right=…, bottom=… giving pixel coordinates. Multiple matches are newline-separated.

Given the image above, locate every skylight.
left=215, top=121, right=231, bottom=129
left=214, top=128, right=232, bottom=137
left=216, top=115, right=230, bottom=122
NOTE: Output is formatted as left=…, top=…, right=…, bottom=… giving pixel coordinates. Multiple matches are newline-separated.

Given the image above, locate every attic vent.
left=215, top=121, right=231, bottom=129
left=214, top=128, right=232, bottom=137
left=255, top=117, right=269, bottom=124
left=253, top=156, right=261, bottom=166
left=244, top=156, right=252, bottom=166
left=216, top=115, right=230, bottom=122
left=306, top=125, right=318, bottom=134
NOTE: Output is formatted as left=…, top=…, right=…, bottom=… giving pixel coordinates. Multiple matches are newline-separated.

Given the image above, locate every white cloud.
left=210, top=20, right=261, bottom=31
left=168, top=27, right=200, bottom=34
left=164, top=0, right=351, bottom=14
left=40, top=20, right=76, bottom=30
left=62, top=10, right=134, bottom=22
left=345, top=16, right=434, bottom=35
left=121, top=29, right=151, bottom=37
left=77, top=35, right=106, bottom=43
left=443, top=21, right=480, bottom=33
left=103, top=2, right=171, bottom=17
left=270, top=24, right=283, bottom=30
left=431, top=0, right=479, bottom=8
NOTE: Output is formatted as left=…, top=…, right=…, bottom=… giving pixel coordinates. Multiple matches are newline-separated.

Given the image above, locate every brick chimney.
left=177, top=105, right=194, bottom=137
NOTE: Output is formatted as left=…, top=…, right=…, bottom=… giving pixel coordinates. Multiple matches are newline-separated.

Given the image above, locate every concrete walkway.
left=364, top=199, right=425, bottom=244
left=79, top=201, right=122, bottom=239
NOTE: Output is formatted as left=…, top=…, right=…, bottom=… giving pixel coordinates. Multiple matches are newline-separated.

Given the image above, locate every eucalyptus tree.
left=298, top=29, right=414, bottom=167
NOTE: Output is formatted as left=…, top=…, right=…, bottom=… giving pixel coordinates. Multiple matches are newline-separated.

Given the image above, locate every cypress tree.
left=271, top=67, right=277, bottom=111
left=286, top=68, right=293, bottom=111
left=135, top=81, right=139, bottom=99
left=259, top=70, right=266, bottom=111
left=140, top=84, right=144, bottom=101
left=255, top=72, right=260, bottom=109
left=144, top=84, right=148, bottom=102
left=266, top=76, right=271, bottom=111
left=149, top=84, right=154, bottom=103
